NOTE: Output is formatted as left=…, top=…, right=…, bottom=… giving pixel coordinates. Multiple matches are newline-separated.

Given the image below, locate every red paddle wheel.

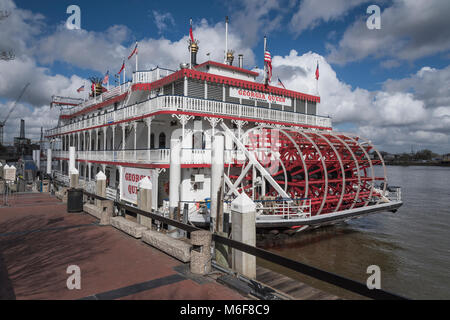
left=226, top=126, right=387, bottom=217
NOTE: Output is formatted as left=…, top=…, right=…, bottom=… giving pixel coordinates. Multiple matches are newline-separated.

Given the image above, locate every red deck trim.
left=132, top=68, right=320, bottom=103
left=59, top=93, right=128, bottom=120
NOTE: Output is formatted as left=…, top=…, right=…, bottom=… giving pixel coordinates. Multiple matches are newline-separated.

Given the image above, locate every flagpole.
left=190, top=18, right=193, bottom=69
left=263, top=35, right=267, bottom=84
left=124, top=59, right=126, bottom=85
left=135, top=41, right=138, bottom=72
left=225, top=16, right=228, bottom=64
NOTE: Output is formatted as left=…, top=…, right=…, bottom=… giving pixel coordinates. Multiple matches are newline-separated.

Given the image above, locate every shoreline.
left=384, top=162, right=450, bottom=167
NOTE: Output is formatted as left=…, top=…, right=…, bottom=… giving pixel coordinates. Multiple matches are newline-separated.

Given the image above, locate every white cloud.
left=228, top=0, right=287, bottom=46
left=272, top=50, right=449, bottom=153
left=0, top=0, right=44, bottom=57
left=289, top=0, right=370, bottom=36
left=383, top=65, right=450, bottom=109
left=152, top=11, right=175, bottom=34
left=35, top=25, right=130, bottom=73
left=327, top=0, right=450, bottom=64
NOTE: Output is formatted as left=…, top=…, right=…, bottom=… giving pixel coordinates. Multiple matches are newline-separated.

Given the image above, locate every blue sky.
left=13, top=0, right=448, bottom=91
left=2, top=0, right=450, bottom=153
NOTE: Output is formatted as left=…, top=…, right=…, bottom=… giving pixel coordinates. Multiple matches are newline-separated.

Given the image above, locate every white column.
left=210, top=135, right=224, bottom=233
left=133, top=121, right=137, bottom=161
left=69, top=146, right=76, bottom=174
left=46, top=148, right=52, bottom=175
left=183, top=76, right=188, bottom=96
left=169, top=139, right=181, bottom=238
left=169, top=138, right=181, bottom=218
left=145, top=118, right=153, bottom=161
left=112, top=125, right=116, bottom=150
left=95, top=129, right=99, bottom=151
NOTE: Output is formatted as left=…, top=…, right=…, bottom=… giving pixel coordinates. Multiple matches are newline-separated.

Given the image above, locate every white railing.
left=255, top=198, right=312, bottom=219
left=386, top=186, right=402, bottom=202
left=46, top=95, right=332, bottom=137
left=52, top=149, right=247, bottom=166
left=133, top=67, right=175, bottom=84
left=60, top=82, right=132, bottom=117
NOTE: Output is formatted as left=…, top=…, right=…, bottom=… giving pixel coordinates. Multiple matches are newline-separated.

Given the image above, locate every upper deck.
left=46, top=62, right=331, bottom=138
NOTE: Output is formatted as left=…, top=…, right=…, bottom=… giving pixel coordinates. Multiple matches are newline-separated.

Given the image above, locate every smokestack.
left=190, top=42, right=199, bottom=67
left=238, top=54, right=243, bottom=68
left=226, top=50, right=234, bottom=66
left=20, top=119, right=25, bottom=139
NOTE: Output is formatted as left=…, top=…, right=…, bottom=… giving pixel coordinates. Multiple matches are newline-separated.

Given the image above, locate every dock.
left=0, top=192, right=338, bottom=300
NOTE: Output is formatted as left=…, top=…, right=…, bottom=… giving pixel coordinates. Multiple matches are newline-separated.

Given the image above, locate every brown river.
left=257, top=165, right=450, bottom=299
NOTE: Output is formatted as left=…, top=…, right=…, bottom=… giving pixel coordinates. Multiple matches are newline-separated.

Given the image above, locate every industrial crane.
left=0, top=83, right=30, bottom=145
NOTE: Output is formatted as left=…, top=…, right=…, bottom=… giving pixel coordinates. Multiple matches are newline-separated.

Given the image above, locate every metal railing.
left=46, top=95, right=332, bottom=137
left=78, top=189, right=406, bottom=300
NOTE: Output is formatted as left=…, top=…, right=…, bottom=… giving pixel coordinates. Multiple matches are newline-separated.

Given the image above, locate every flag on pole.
left=128, top=43, right=138, bottom=60
left=77, top=85, right=84, bottom=92
left=315, top=61, right=319, bottom=80
left=189, top=19, right=194, bottom=43
left=102, top=71, right=109, bottom=85
left=277, top=77, right=286, bottom=89
left=264, top=50, right=272, bottom=83
left=118, top=60, right=125, bottom=74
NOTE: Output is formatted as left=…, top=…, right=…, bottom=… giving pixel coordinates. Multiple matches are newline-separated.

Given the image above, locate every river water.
left=257, top=166, right=450, bottom=299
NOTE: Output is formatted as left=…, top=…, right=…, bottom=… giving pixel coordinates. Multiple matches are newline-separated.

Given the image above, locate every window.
left=159, top=132, right=166, bottom=149
left=150, top=133, right=155, bottom=149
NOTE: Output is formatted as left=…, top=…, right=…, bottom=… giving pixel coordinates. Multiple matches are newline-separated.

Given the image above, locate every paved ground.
left=0, top=193, right=244, bottom=300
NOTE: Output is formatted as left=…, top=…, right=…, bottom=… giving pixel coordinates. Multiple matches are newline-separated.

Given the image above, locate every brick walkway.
left=0, top=193, right=244, bottom=300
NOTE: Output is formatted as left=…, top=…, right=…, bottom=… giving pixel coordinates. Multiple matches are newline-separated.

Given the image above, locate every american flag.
left=264, top=51, right=272, bottom=83
left=102, top=71, right=109, bottom=85
left=76, top=85, right=84, bottom=93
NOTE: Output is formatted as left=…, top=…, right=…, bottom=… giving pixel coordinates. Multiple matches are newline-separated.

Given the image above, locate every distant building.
left=443, top=154, right=450, bottom=163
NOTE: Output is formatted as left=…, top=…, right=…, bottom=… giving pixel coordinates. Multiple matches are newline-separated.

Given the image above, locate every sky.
left=0, top=0, right=449, bottom=154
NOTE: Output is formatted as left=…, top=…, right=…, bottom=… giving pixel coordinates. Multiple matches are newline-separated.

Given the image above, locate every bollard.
left=95, top=171, right=106, bottom=207
left=231, top=193, right=256, bottom=279
left=137, top=176, right=153, bottom=228
left=190, top=230, right=212, bottom=275
left=99, top=200, right=114, bottom=225
left=69, top=168, right=79, bottom=189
